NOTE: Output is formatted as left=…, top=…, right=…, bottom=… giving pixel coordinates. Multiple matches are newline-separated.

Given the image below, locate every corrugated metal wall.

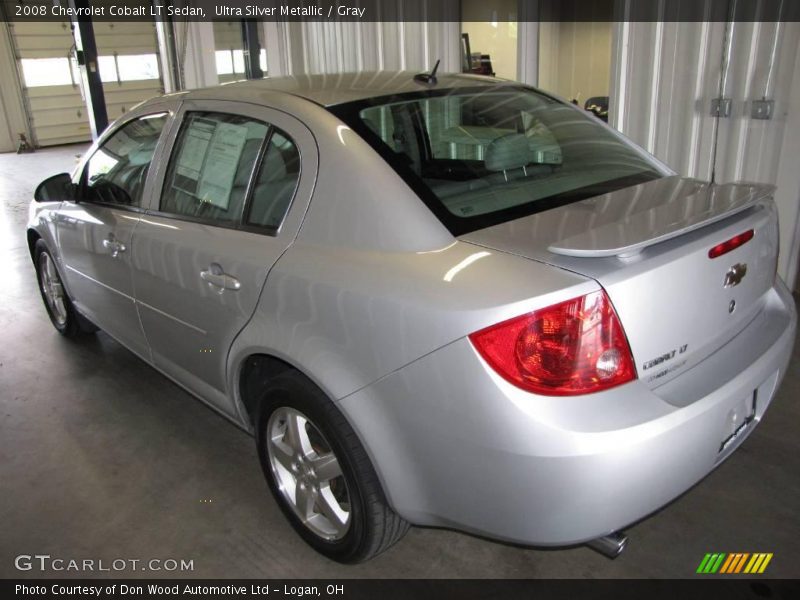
left=610, top=19, right=800, bottom=286
left=265, top=16, right=461, bottom=77
left=611, top=21, right=799, bottom=182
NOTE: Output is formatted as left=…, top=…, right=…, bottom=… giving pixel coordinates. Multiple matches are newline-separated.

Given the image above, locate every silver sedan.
left=27, top=72, right=797, bottom=563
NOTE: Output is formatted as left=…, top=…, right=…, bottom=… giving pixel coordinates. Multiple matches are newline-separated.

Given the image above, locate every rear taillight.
left=708, top=229, right=754, bottom=258
left=468, top=290, right=636, bottom=396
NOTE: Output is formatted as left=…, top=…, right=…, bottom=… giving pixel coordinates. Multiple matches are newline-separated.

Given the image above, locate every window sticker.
left=195, top=122, right=248, bottom=210
left=174, top=117, right=215, bottom=192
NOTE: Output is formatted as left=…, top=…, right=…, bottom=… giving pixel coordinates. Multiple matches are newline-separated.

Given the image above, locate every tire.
left=255, top=371, right=409, bottom=563
left=34, top=240, right=97, bottom=337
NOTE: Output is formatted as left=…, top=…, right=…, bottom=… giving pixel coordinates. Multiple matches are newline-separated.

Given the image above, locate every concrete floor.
left=1, top=144, right=799, bottom=579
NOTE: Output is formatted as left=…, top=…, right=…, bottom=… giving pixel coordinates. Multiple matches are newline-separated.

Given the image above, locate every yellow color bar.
left=758, top=553, right=773, bottom=574
left=744, top=554, right=761, bottom=574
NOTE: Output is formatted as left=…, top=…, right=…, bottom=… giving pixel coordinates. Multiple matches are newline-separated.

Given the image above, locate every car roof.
left=170, top=71, right=516, bottom=107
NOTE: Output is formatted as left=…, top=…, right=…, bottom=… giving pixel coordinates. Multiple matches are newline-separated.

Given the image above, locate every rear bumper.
left=337, top=280, right=796, bottom=546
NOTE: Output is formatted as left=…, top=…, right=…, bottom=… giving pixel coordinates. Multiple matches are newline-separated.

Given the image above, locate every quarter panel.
left=228, top=240, right=596, bottom=410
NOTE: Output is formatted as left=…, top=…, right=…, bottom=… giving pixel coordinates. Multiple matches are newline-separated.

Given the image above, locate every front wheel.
left=34, top=240, right=96, bottom=337
left=256, top=371, right=409, bottom=563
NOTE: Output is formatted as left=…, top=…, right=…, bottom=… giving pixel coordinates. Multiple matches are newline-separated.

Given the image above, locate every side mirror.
left=34, top=173, right=77, bottom=203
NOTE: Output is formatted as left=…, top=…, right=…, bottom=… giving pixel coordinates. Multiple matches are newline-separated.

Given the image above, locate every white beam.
left=774, top=38, right=800, bottom=290
left=175, top=21, right=218, bottom=90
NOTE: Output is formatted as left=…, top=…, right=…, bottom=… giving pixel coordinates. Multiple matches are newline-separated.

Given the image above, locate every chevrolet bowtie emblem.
left=724, top=263, right=747, bottom=288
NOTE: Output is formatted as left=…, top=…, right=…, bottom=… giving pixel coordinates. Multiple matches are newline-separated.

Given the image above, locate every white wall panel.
left=172, top=20, right=218, bottom=90
left=611, top=18, right=800, bottom=287
left=538, top=21, right=612, bottom=101
left=612, top=21, right=725, bottom=181
left=274, top=19, right=460, bottom=77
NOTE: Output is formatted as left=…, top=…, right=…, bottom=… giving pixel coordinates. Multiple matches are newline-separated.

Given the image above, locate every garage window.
left=97, top=54, right=161, bottom=83
left=97, top=56, right=118, bottom=82
left=215, top=49, right=267, bottom=77
left=117, top=54, right=160, bottom=81
left=215, top=50, right=245, bottom=76
left=20, top=58, right=74, bottom=87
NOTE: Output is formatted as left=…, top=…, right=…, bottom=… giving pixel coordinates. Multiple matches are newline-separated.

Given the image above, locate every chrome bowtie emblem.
left=724, top=263, right=747, bottom=288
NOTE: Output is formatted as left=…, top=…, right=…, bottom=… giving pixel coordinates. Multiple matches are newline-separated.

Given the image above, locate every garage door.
left=214, top=21, right=267, bottom=83
left=10, top=18, right=163, bottom=147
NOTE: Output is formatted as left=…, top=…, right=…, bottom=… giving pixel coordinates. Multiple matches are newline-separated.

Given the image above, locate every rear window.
left=329, top=86, right=664, bottom=235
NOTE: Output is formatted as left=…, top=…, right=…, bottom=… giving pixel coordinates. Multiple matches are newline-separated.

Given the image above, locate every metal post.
left=241, top=19, right=263, bottom=80
left=153, top=0, right=183, bottom=92
left=68, top=0, right=108, bottom=139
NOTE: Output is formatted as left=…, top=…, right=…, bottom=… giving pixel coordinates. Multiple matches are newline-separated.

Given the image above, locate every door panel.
left=57, top=204, right=148, bottom=356
left=133, top=223, right=284, bottom=404
left=56, top=111, right=170, bottom=358
left=131, top=101, right=317, bottom=415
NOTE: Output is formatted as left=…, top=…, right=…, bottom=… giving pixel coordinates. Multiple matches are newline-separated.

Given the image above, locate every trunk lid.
left=460, top=176, right=779, bottom=388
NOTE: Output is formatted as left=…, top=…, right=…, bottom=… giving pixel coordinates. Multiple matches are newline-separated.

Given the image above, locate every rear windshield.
left=329, top=86, right=664, bottom=235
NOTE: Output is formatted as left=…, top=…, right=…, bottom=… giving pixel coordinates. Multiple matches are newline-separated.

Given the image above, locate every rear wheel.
left=256, top=371, right=409, bottom=563
left=34, top=240, right=96, bottom=337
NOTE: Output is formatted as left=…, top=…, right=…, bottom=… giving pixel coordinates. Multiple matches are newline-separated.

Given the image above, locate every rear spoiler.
left=548, top=178, right=775, bottom=258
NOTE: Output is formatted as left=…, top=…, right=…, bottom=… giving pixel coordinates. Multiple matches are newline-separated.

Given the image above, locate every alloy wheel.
left=38, top=252, right=67, bottom=326
left=266, top=406, right=351, bottom=540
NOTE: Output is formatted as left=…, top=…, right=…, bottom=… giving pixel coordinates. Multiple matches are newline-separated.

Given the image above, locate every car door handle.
left=200, top=265, right=241, bottom=291
left=102, top=237, right=126, bottom=257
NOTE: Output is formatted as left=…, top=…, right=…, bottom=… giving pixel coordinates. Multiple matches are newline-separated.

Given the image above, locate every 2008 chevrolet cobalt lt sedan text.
left=27, top=71, right=796, bottom=563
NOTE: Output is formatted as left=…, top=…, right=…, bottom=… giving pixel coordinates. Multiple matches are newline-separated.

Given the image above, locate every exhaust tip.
left=586, top=531, right=628, bottom=559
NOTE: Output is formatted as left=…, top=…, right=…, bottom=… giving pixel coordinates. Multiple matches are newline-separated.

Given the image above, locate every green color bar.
left=704, top=553, right=720, bottom=573
left=697, top=554, right=713, bottom=573
left=710, top=553, right=726, bottom=573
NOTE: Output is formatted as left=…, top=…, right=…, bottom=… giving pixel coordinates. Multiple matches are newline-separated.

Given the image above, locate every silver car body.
left=27, top=72, right=797, bottom=547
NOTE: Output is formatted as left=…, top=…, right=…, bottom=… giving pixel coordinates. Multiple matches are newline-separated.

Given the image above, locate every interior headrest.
left=484, top=133, right=530, bottom=172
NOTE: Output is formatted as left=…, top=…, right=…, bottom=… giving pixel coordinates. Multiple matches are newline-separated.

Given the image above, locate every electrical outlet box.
left=711, top=98, right=732, bottom=118
left=751, top=99, right=774, bottom=120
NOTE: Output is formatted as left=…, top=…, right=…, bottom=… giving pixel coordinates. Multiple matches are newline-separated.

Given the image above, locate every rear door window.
left=160, top=112, right=269, bottom=225
left=245, top=129, right=301, bottom=231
